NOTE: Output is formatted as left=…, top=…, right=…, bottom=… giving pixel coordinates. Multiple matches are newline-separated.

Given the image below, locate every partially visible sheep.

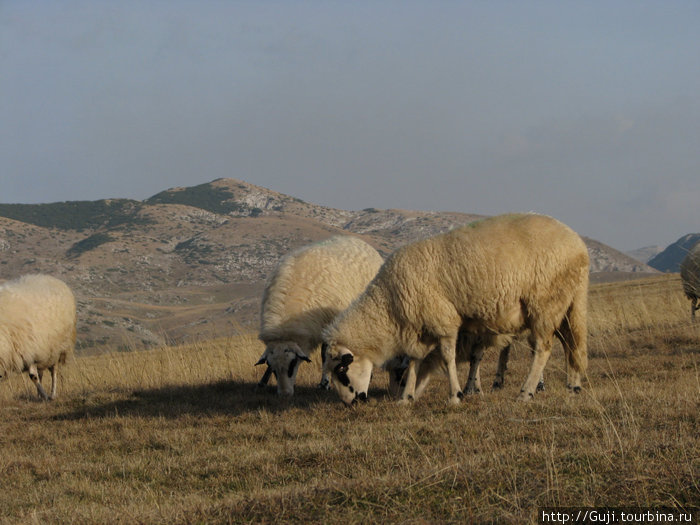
left=410, top=332, right=545, bottom=399
left=0, top=274, right=77, bottom=400
left=323, top=213, right=589, bottom=405
left=257, top=236, right=383, bottom=396
left=680, top=242, right=700, bottom=321
left=412, top=333, right=511, bottom=398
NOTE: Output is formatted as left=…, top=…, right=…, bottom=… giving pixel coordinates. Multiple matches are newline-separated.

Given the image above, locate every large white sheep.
left=323, top=213, right=589, bottom=405
left=0, top=274, right=77, bottom=400
left=256, top=236, right=383, bottom=396
left=680, top=242, right=700, bottom=320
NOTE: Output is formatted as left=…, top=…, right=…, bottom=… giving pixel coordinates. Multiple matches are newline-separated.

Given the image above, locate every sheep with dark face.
left=680, top=242, right=700, bottom=321
left=256, top=236, right=383, bottom=396
left=0, top=274, right=76, bottom=400
left=323, top=213, right=588, bottom=406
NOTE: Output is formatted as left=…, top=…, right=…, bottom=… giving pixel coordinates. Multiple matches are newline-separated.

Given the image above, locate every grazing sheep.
left=680, top=242, right=700, bottom=321
left=0, top=274, right=77, bottom=400
left=256, top=236, right=383, bottom=396
left=323, top=213, right=589, bottom=405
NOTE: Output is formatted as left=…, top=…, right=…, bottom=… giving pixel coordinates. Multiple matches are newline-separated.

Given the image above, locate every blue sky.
left=1, top=1, right=699, bottom=250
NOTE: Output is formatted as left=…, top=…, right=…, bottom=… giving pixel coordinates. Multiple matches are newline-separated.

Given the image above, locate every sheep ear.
left=340, top=353, right=354, bottom=367
left=290, top=345, right=310, bottom=363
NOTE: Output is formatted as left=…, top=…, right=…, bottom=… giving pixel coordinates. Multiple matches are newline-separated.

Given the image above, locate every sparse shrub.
left=67, top=233, right=114, bottom=257
left=0, top=200, right=152, bottom=230
left=145, top=183, right=246, bottom=215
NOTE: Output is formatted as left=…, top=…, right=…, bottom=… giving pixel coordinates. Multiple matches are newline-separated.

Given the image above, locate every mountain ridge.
left=0, top=178, right=660, bottom=352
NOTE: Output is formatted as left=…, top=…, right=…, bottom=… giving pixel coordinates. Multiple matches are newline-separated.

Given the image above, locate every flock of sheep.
left=260, top=213, right=591, bottom=405
left=1, top=213, right=698, bottom=404
left=259, top=213, right=700, bottom=405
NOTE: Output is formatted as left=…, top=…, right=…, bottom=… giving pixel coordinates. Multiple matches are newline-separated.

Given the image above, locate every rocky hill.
left=0, top=178, right=659, bottom=353
left=647, top=234, right=700, bottom=273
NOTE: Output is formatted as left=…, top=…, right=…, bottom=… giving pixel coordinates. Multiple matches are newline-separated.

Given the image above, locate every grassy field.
left=0, top=275, right=698, bottom=524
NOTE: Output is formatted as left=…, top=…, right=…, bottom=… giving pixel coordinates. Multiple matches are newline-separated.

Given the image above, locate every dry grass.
left=0, top=275, right=698, bottom=524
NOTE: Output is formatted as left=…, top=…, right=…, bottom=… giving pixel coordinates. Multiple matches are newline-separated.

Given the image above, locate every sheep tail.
left=556, top=282, right=588, bottom=377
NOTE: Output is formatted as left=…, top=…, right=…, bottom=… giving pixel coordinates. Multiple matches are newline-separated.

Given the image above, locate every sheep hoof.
left=517, top=390, right=534, bottom=402
left=449, top=393, right=463, bottom=405
left=397, top=396, right=413, bottom=406
left=536, top=381, right=545, bottom=392
left=570, top=385, right=581, bottom=394
left=318, top=378, right=330, bottom=390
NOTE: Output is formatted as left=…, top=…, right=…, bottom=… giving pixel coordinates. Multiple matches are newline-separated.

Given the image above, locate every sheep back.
left=259, top=236, right=383, bottom=347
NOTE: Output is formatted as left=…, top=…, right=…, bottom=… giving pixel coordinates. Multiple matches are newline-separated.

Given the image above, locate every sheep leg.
left=518, top=334, right=553, bottom=402
left=49, top=366, right=58, bottom=400
left=257, top=366, right=273, bottom=388
left=387, top=356, right=409, bottom=398
left=438, top=335, right=462, bottom=405
left=413, top=363, right=432, bottom=399
left=464, top=342, right=485, bottom=395
left=398, top=359, right=419, bottom=404
left=492, top=344, right=511, bottom=390
left=28, top=365, right=49, bottom=401
left=318, top=342, right=331, bottom=390
left=536, top=373, right=546, bottom=392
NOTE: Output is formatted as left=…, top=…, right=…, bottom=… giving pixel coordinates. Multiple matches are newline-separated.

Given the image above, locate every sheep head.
left=323, top=345, right=373, bottom=406
left=256, top=342, right=310, bottom=396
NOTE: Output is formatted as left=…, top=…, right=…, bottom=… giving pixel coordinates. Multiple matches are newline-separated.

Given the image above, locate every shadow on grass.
left=50, top=380, right=391, bottom=421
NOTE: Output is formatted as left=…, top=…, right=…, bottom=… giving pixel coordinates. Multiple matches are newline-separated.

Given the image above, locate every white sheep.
left=680, top=242, right=700, bottom=320
left=323, top=213, right=589, bottom=405
left=0, top=274, right=77, bottom=400
left=256, top=236, right=383, bottom=396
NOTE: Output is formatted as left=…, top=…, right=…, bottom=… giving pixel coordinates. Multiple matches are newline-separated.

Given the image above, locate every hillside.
left=648, top=233, right=700, bottom=272
left=0, top=178, right=659, bottom=352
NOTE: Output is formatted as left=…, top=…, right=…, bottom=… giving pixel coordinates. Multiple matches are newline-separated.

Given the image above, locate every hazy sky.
left=1, top=1, right=699, bottom=251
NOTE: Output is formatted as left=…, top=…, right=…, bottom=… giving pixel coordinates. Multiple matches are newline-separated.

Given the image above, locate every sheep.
left=680, top=242, right=700, bottom=321
left=322, top=213, right=589, bottom=405
left=256, top=235, right=384, bottom=396
left=0, top=274, right=77, bottom=400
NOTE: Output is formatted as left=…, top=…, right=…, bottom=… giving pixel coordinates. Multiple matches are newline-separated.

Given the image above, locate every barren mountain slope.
left=0, top=178, right=659, bottom=352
